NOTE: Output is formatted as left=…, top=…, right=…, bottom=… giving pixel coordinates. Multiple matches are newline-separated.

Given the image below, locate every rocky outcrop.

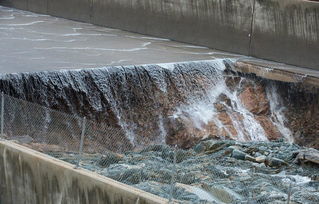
left=239, top=83, right=269, bottom=115
left=280, top=83, right=319, bottom=149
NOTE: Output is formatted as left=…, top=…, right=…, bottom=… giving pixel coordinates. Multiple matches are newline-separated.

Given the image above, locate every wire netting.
left=1, top=93, right=318, bottom=204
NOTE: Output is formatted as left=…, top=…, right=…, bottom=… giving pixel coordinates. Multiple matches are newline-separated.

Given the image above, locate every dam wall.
left=0, top=0, right=318, bottom=70
left=0, top=140, right=167, bottom=204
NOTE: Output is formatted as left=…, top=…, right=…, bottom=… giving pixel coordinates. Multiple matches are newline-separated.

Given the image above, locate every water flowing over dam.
left=1, top=2, right=319, bottom=203
left=1, top=59, right=317, bottom=150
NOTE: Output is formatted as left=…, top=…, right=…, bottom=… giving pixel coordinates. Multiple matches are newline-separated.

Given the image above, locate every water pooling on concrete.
left=0, top=6, right=240, bottom=74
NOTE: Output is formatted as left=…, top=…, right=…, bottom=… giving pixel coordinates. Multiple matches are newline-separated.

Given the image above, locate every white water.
left=266, top=83, right=294, bottom=143
left=108, top=59, right=294, bottom=146
left=172, top=75, right=268, bottom=141
left=169, top=61, right=292, bottom=142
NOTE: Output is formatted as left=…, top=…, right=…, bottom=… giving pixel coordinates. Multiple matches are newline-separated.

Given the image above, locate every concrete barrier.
left=6, top=0, right=27, bottom=10
left=27, top=0, right=47, bottom=14
left=251, top=0, right=319, bottom=70
left=47, top=0, right=92, bottom=22
left=92, top=0, right=253, bottom=55
left=0, top=141, right=168, bottom=204
left=0, top=0, right=318, bottom=70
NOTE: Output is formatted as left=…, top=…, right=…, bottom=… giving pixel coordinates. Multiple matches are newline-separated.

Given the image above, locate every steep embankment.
left=0, top=59, right=318, bottom=149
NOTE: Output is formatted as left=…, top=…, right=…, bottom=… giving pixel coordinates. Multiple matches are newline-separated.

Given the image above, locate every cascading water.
left=266, top=82, right=294, bottom=143
left=0, top=59, right=294, bottom=149
left=172, top=74, right=270, bottom=142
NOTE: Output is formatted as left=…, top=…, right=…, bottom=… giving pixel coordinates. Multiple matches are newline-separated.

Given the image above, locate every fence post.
left=169, top=147, right=177, bottom=203
left=75, top=117, right=86, bottom=169
left=0, top=92, right=4, bottom=138
left=287, top=183, right=292, bottom=204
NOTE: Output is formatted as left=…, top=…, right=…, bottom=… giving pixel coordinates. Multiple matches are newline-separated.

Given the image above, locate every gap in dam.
left=0, top=4, right=319, bottom=204
left=1, top=59, right=318, bottom=150
left=1, top=59, right=319, bottom=203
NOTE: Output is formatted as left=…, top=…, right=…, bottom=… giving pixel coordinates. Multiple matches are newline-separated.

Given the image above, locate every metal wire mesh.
left=1, top=93, right=318, bottom=204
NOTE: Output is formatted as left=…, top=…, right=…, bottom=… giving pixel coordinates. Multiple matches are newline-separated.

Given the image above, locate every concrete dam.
left=0, top=0, right=319, bottom=204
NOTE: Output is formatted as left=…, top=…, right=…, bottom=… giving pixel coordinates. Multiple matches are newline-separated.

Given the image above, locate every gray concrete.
left=251, top=0, right=319, bottom=70
left=0, top=141, right=168, bottom=204
left=92, top=0, right=253, bottom=55
left=28, top=0, right=47, bottom=14
left=1, top=0, right=318, bottom=70
left=7, top=0, right=27, bottom=10
left=234, top=59, right=319, bottom=88
left=47, top=0, right=91, bottom=22
left=0, top=6, right=239, bottom=74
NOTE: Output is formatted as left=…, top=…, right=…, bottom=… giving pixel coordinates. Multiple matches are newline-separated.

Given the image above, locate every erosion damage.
left=0, top=59, right=318, bottom=150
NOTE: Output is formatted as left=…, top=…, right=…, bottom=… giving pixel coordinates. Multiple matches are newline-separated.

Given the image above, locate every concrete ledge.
left=234, top=61, right=319, bottom=88
left=0, top=140, right=168, bottom=204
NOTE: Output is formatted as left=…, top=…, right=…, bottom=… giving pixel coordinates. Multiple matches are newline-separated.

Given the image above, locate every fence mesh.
left=0, top=93, right=318, bottom=204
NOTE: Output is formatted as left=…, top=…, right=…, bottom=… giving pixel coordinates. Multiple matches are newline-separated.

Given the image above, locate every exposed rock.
left=295, top=148, right=319, bottom=166
left=193, top=140, right=235, bottom=154
left=239, top=84, right=270, bottom=115
left=51, top=139, right=319, bottom=203
left=255, top=155, right=267, bottom=163
left=264, top=157, right=288, bottom=168
left=255, top=116, right=282, bottom=140
left=278, top=82, right=319, bottom=149
left=0, top=60, right=318, bottom=150
left=0, top=60, right=301, bottom=149
left=231, top=149, right=255, bottom=162
left=98, top=152, right=124, bottom=167
left=10, top=135, right=33, bottom=144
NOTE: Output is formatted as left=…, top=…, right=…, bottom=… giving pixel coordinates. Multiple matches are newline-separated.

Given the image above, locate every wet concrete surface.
left=1, top=5, right=319, bottom=81
left=238, top=58, right=319, bottom=78
left=0, top=6, right=240, bottom=74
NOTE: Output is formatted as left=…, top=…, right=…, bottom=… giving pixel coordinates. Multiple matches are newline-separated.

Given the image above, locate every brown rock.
left=217, top=112, right=238, bottom=139
left=255, top=116, right=282, bottom=140
left=239, top=84, right=269, bottom=115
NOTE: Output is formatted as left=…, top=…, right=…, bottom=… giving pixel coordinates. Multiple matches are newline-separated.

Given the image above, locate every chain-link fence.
left=0, top=93, right=318, bottom=204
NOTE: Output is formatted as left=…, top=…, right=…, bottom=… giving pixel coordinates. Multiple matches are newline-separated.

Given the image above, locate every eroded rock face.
left=239, top=83, right=269, bottom=115
left=0, top=60, right=317, bottom=149
left=277, top=83, right=319, bottom=149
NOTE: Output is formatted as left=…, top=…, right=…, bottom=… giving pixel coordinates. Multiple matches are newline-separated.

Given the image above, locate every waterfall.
left=0, top=59, right=294, bottom=149
left=171, top=69, right=268, bottom=142
left=266, top=83, right=294, bottom=143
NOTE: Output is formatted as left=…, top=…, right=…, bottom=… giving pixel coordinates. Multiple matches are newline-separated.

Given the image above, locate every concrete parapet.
left=47, top=0, right=92, bottom=22
left=27, top=0, right=47, bottom=14
left=0, top=141, right=168, bottom=204
left=92, top=0, right=253, bottom=55
left=251, top=0, right=319, bottom=70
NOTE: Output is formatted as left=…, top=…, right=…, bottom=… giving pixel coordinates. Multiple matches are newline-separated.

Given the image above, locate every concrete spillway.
left=0, top=2, right=319, bottom=204
left=0, top=5, right=238, bottom=74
